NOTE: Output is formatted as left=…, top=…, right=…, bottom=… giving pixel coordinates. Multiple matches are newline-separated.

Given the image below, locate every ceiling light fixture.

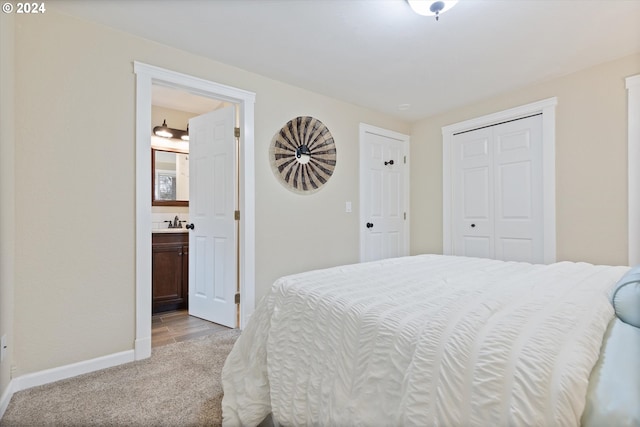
left=153, top=119, right=189, bottom=141
left=407, top=0, right=458, bottom=21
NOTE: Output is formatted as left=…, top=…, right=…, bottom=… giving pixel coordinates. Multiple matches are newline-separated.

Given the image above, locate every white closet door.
left=451, top=115, right=543, bottom=263
left=452, top=126, right=495, bottom=259
left=493, top=115, right=543, bottom=262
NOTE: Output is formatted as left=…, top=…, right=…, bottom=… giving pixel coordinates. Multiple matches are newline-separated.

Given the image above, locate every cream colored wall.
left=12, top=10, right=409, bottom=376
left=410, top=53, right=640, bottom=266
left=0, top=11, right=16, bottom=404
left=253, top=79, right=402, bottom=301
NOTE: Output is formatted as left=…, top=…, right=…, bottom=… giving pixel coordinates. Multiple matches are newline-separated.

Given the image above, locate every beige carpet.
left=0, top=329, right=241, bottom=427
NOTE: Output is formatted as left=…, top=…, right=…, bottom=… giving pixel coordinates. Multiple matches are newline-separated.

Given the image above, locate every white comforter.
left=221, top=255, right=628, bottom=427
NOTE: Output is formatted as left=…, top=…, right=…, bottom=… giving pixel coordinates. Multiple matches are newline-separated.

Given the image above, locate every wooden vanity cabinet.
left=152, top=232, right=189, bottom=313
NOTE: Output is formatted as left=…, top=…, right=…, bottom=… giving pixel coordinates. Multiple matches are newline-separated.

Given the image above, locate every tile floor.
left=151, top=309, right=232, bottom=348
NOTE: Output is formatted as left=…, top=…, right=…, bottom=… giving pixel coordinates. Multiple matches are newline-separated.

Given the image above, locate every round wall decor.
left=269, top=116, right=337, bottom=194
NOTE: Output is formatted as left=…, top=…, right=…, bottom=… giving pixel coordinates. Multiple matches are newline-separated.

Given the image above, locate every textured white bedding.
left=221, top=255, right=629, bottom=427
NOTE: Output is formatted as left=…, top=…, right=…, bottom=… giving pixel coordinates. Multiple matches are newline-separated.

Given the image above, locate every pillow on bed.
left=610, top=265, right=640, bottom=328
left=582, top=319, right=640, bottom=427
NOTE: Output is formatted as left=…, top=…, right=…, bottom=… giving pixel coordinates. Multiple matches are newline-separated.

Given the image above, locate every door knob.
left=185, top=223, right=195, bottom=230
left=471, top=224, right=476, bottom=228
left=366, top=222, right=374, bottom=229
left=384, top=160, right=394, bottom=166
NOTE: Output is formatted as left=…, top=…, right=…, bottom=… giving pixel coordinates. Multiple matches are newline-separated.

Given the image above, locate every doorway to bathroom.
left=150, top=87, right=236, bottom=345
left=134, top=62, right=256, bottom=361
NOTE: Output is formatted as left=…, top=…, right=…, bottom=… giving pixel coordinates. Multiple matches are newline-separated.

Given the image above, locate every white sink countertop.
left=152, top=228, right=188, bottom=234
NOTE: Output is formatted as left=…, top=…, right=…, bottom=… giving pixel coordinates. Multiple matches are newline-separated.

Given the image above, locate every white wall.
left=10, top=10, right=409, bottom=377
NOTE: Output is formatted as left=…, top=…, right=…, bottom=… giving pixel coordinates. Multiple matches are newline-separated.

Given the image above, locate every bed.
left=221, top=254, right=640, bottom=426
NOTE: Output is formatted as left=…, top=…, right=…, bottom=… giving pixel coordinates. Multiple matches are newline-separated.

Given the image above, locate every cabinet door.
left=152, top=243, right=185, bottom=312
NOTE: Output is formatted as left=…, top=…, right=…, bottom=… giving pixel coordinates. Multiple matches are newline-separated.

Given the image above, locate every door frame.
left=134, top=62, right=256, bottom=360
left=442, top=97, right=557, bottom=264
left=359, top=123, right=411, bottom=262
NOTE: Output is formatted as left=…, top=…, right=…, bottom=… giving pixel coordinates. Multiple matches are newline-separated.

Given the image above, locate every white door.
left=188, top=106, right=237, bottom=327
left=360, top=125, right=409, bottom=262
left=452, top=115, right=543, bottom=263
left=452, top=126, right=495, bottom=259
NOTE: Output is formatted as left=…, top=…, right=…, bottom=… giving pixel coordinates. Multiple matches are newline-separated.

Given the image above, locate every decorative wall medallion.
left=269, top=116, right=337, bottom=194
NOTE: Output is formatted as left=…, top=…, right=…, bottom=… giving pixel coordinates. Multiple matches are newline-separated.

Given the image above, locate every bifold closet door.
left=452, top=126, right=495, bottom=259
left=452, top=115, right=543, bottom=263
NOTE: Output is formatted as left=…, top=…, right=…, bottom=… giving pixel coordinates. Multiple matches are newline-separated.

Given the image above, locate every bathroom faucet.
left=164, top=216, right=182, bottom=229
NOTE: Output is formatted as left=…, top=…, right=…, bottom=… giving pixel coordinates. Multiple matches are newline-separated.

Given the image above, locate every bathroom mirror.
left=152, top=148, right=189, bottom=206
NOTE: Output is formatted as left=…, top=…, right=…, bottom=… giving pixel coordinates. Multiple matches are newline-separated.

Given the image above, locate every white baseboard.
left=11, top=349, right=135, bottom=393
left=0, top=379, right=14, bottom=420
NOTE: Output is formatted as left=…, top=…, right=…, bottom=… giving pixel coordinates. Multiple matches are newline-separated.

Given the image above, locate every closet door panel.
left=494, top=116, right=543, bottom=263
left=452, top=128, right=494, bottom=259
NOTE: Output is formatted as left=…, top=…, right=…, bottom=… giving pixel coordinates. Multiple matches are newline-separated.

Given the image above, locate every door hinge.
left=404, top=155, right=407, bottom=164
left=404, top=212, right=407, bottom=220
left=234, top=210, right=240, bottom=221
left=235, top=293, right=240, bottom=304
left=234, top=127, right=240, bottom=138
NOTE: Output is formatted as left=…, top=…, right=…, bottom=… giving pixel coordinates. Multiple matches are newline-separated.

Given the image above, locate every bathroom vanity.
left=152, top=231, right=189, bottom=313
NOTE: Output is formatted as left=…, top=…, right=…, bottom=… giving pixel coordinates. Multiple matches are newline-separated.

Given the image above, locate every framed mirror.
left=152, top=148, right=189, bottom=206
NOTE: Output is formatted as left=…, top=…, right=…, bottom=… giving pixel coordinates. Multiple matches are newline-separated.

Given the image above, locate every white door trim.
left=134, top=62, right=256, bottom=360
left=442, top=97, right=557, bottom=264
left=627, top=74, right=640, bottom=266
left=359, top=123, right=411, bottom=262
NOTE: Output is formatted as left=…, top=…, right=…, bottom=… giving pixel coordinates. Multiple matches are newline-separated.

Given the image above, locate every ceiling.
left=51, top=0, right=640, bottom=122
left=152, top=84, right=225, bottom=115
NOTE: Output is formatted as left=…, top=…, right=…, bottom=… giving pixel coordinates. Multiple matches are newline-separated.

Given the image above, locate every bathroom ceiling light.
left=407, top=0, right=458, bottom=20
left=153, top=119, right=173, bottom=138
left=153, top=119, right=189, bottom=141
